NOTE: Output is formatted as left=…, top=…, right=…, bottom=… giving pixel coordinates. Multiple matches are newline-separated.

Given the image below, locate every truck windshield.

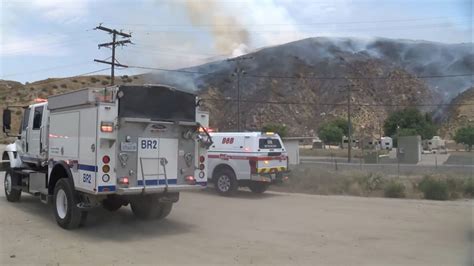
left=118, top=85, right=196, bottom=122
left=259, top=138, right=282, bottom=149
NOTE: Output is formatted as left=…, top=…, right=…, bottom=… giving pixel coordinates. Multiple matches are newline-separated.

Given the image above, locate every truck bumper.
left=115, top=184, right=206, bottom=195
left=251, top=171, right=290, bottom=183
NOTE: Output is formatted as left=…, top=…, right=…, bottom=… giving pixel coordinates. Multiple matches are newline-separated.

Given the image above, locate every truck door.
left=19, top=107, right=31, bottom=153
left=27, top=105, right=44, bottom=157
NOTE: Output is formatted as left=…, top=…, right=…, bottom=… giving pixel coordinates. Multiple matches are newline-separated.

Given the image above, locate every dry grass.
left=272, top=164, right=471, bottom=200
left=299, top=148, right=389, bottom=158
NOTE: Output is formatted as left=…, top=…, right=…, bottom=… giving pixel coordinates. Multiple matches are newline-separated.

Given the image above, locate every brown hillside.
left=0, top=75, right=145, bottom=143
left=441, top=87, right=474, bottom=139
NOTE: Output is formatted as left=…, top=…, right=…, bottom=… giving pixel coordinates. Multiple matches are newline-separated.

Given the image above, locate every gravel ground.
left=0, top=178, right=472, bottom=265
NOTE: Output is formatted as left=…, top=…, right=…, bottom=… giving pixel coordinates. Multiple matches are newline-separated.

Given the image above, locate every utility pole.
left=346, top=83, right=354, bottom=163
left=94, top=24, right=132, bottom=85
left=227, top=56, right=253, bottom=132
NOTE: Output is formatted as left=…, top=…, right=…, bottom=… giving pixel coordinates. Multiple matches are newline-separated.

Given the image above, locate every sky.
left=0, top=0, right=472, bottom=83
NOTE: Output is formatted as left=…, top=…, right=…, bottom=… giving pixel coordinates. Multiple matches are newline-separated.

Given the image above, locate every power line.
left=201, top=98, right=474, bottom=107
left=128, top=65, right=472, bottom=81
left=125, top=21, right=471, bottom=34
left=4, top=68, right=111, bottom=92
left=106, top=15, right=470, bottom=28
left=0, top=61, right=95, bottom=78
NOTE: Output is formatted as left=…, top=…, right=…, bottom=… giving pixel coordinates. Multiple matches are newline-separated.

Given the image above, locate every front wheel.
left=53, top=178, right=88, bottom=229
left=4, top=169, right=21, bottom=202
left=248, top=181, right=270, bottom=194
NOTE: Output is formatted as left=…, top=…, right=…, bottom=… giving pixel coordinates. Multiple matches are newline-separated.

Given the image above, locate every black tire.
left=4, top=169, right=21, bottom=202
left=214, top=168, right=238, bottom=196
left=248, top=181, right=270, bottom=194
left=157, top=202, right=173, bottom=219
left=131, top=195, right=173, bottom=220
left=102, top=196, right=124, bottom=212
left=53, top=178, right=88, bottom=229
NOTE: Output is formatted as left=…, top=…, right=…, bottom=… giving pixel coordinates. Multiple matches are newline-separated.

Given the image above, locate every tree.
left=261, top=124, right=288, bottom=138
left=453, top=126, right=474, bottom=151
left=318, top=124, right=344, bottom=145
left=332, top=118, right=349, bottom=136
left=383, top=108, right=437, bottom=140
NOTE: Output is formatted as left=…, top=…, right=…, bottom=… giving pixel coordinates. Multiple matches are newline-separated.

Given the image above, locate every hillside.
left=441, top=87, right=474, bottom=138
left=145, top=37, right=472, bottom=136
left=1, top=37, right=472, bottom=141
left=0, top=75, right=146, bottom=143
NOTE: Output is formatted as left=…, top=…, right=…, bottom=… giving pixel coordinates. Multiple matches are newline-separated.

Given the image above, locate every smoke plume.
left=181, top=0, right=250, bottom=54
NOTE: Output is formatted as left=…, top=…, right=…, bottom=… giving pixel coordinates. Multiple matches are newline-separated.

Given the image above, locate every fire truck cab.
left=2, top=85, right=212, bottom=229
left=207, top=132, right=288, bottom=195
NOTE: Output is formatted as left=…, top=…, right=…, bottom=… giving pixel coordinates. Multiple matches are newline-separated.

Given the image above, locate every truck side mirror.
left=2, top=108, right=11, bottom=133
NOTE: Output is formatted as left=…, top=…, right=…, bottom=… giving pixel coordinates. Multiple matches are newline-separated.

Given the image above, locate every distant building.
left=282, top=137, right=318, bottom=165
left=398, top=136, right=422, bottom=164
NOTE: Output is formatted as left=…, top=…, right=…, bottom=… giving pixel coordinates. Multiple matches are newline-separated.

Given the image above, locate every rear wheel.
left=4, top=169, right=21, bottom=202
left=102, top=196, right=125, bottom=211
left=131, top=195, right=173, bottom=220
left=53, top=178, right=88, bottom=229
left=248, top=181, right=270, bottom=194
left=214, top=168, right=238, bottom=196
left=157, top=202, right=173, bottom=219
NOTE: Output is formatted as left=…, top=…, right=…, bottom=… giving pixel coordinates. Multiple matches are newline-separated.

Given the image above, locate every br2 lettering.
left=82, top=173, right=92, bottom=184
left=141, top=139, right=158, bottom=149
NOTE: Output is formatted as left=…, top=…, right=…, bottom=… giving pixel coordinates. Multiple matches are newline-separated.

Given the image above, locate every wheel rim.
left=4, top=173, right=12, bottom=195
left=217, top=175, right=231, bottom=192
left=56, top=189, right=68, bottom=219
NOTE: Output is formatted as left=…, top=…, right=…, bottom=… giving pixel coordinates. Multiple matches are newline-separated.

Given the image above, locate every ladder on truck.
left=139, top=157, right=169, bottom=187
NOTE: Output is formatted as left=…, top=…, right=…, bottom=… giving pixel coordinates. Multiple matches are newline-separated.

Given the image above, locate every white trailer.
left=2, top=85, right=212, bottom=229
left=207, top=132, right=289, bottom=195
left=379, top=137, right=393, bottom=150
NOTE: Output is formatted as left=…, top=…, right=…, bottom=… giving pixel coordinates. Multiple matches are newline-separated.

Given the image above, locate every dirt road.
left=0, top=176, right=472, bottom=265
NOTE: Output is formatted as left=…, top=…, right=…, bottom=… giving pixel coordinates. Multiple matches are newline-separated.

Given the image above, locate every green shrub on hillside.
left=464, top=178, right=474, bottom=198
left=418, top=176, right=448, bottom=200
left=357, top=173, right=384, bottom=193
left=384, top=180, right=406, bottom=198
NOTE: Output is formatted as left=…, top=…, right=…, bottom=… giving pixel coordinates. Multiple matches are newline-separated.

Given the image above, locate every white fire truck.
left=2, top=85, right=212, bottom=229
left=207, top=132, right=289, bottom=195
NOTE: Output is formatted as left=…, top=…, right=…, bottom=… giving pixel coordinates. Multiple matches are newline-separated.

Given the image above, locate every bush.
left=357, top=173, right=384, bottom=193
left=60, top=83, right=67, bottom=88
left=418, top=176, right=449, bottom=200
left=464, top=178, right=474, bottom=198
left=101, top=80, right=109, bottom=85
left=91, top=77, right=99, bottom=83
left=384, top=180, right=406, bottom=198
left=52, top=84, right=58, bottom=89
left=72, top=79, right=78, bottom=83
left=446, top=177, right=464, bottom=199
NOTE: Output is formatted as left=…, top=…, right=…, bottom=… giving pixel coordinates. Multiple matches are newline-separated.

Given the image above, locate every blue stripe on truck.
left=98, top=185, right=116, bottom=192
left=78, top=164, right=97, bottom=172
